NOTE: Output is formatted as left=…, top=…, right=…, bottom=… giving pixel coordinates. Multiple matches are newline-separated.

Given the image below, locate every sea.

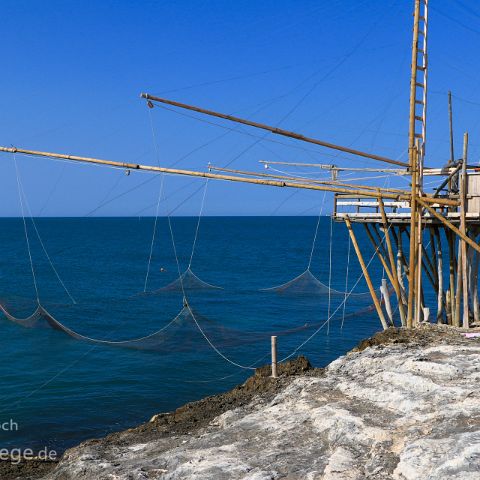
left=0, top=217, right=387, bottom=454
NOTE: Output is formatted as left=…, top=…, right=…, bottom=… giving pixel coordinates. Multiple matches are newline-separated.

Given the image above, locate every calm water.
left=0, top=217, right=386, bottom=453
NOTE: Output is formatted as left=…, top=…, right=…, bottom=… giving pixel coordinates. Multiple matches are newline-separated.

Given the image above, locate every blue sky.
left=2, top=0, right=480, bottom=216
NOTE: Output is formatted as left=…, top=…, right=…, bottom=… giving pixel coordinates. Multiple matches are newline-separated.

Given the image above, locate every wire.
left=13, top=153, right=40, bottom=304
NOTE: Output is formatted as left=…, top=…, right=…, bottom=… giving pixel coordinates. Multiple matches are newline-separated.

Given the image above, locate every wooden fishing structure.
left=1, top=0, right=479, bottom=331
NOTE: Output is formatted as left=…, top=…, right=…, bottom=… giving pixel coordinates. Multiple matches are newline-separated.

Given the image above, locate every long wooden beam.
left=209, top=165, right=408, bottom=194
left=140, top=93, right=409, bottom=168
left=0, top=146, right=413, bottom=201
left=1, top=146, right=458, bottom=206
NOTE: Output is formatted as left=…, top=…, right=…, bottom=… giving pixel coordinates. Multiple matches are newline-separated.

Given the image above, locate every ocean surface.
left=0, top=217, right=388, bottom=453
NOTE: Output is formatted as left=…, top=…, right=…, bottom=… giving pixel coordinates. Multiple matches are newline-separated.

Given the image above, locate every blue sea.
left=0, top=217, right=386, bottom=454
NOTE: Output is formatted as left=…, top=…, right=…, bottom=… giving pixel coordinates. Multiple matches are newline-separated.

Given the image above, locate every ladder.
left=409, top=0, right=429, bottom=163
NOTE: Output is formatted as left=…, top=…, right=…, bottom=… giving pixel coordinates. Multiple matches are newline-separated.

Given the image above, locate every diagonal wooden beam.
left=417, top=197, right=480, bottom=255
left=141, top=93, right=409, bottom=167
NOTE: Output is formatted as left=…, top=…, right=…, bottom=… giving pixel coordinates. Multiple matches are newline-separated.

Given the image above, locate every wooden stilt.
left=378, top=198, right=406, bottom=325
left=345, top=217, right=389, bottom=330
left=363, top=224, right=395, bottom=286
left=407, top=146, right=419, bottom=328
left=472, top=234, right=480, bottom=325
left=381, top=278, right=393, bottom=325
left=447, top=230, right=456, bottom=325
left=415, top=205, right=424, bottom=325
left=433, top=228, right=444, bottom=323
left=460, top=133, right=469, bottom=328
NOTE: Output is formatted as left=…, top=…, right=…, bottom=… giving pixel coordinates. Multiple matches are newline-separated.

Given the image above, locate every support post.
left=345, top=217, right=389, bottom=330
left=407, top=145, right=419, bottom=328
left=378, top=198, right=406, bottom=325
left=433, top=228, right=444, bottom=323
left=460, top=133, right=469, bottom=328
left=271, top=336, right=278, bottom=378
left=381, top=278, right=393, bottom=325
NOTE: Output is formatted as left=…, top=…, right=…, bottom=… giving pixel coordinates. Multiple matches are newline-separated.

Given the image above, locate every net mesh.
left=0, top=296, right=382, bottom=353
left=153, top=268, right=222, bottom=292
left=262, top=269, right=372, bottom=298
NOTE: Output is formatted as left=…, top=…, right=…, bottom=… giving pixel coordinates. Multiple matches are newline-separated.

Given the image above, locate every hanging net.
left=153, top=268, right=222, bottom=293
left=0, top=293, right=386, bottom=354
left=262, top=269, right=373, bottom=298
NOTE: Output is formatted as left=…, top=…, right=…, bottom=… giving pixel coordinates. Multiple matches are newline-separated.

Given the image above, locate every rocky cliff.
left=19, top=326, right=480, bottom=479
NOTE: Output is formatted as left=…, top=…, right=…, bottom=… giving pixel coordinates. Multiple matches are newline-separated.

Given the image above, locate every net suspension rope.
left=307, top=191, right=327, bottom=271
left=278, top=220, right=394, bottom=363
left=17, top=174, right=77, bottom=305
left=144, top=105, right=166, bottom=292
left=144, top=173, right=165, bottom=292
left=14, top=153, right=40, bottom=305
left=341, top=235, right=352, bottom=330
left=327, top=214, right=334, bottom=334
left=188, top=178, right=209, bottom=270
left=146, top=111, right=258, bottom=369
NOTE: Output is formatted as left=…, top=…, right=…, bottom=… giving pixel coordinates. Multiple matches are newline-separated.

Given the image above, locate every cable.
left=13, top=153, right=40, bottom=304
left=188, top=179, right=209, bottom=269
left=279, top=221, right=394, bottom=363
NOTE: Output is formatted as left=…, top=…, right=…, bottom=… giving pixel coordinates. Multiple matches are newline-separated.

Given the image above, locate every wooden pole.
left=381, top=278, right=394, bottom=326
left=416, top=198, right=480, bottom=256
left=408, top=0, right=421, bottom=157
left=2, top=146, right=457, bottom=204
left=447, top=230, right=456, bottom=325
left=447, top=92, right=456, bottom=323
left=455, top=235, right=462, bottom=327
left=460, top=133, right=469, bottom=328
left=140, top=94, right=409, bottom=168
left=433, top=228, right=444, bottom=323
left=345, top=217, right=389, bottom=330
left=363, top=224, right=395, bottom=286
left=407, top=146, right=419, bottom=328
left=378, top=198, right=406, bottom=325
left=415, top=206, right=424, bottom=325
left=271, top=336, right=278, bottom=378
left=209, top=165, right=408, bottom=194
left=448, top=91, right=455, bottom=166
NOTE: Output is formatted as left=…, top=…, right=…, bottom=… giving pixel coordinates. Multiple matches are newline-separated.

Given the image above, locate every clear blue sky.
left=1, top=0, right=480, bottom=216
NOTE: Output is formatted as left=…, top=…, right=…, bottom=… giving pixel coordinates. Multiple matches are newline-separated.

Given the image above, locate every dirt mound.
left=352, top=323, right=477, bottom=352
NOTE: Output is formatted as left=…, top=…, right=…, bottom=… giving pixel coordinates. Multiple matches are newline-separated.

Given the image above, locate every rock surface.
left=31, top=327, right=480, bottom=478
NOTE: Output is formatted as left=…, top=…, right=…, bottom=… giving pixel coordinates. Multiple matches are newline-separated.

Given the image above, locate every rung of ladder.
left=419, top=16, right=426, bottom=22
left=415, top=99, right=425, bottom=105
left=418, top=49, right=425, bottom=55
left=416, top=65, right=426, bottom=71
left=414, top=133, right=423, bottom=138
left=415, top=82, right=425, bottom=88
left=418, top=30, right=426, bottom=36
left=415, top=115, right=424, bottom=122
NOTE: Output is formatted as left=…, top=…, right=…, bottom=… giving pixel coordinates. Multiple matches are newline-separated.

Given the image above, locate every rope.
left=341, top=235, right=352, bottom=330
left=18, top=180, right=77, bottom=305
left=13, top=153, right=40, bottom=304
left=163, top=183, right=262, bottom=370
left=188, top=179, right=209, bottom=269
left=279, top=221, right=394, bottom=363
left=143, top=174, right=165, bottom=292
left=327, top=215, right=334, bottom=334
left=144, top=101, right=167, bottom=292
left=307, top=191, right=327, bottom=270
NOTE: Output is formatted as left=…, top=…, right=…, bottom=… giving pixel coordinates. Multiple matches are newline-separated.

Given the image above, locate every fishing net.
left=0, top=293, right=383, bottom=354
left=153, top=268, right=222, bottom=292
left=262, top=269, right=373, bottom=298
